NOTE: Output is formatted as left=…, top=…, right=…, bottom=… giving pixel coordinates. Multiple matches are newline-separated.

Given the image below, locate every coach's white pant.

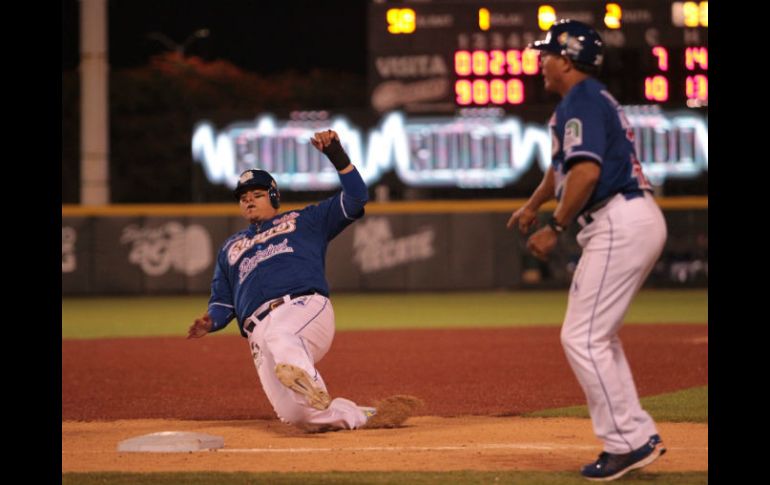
left=561, top=192, right=667, bottom=454
left=246, top=294, right=367, bottom=431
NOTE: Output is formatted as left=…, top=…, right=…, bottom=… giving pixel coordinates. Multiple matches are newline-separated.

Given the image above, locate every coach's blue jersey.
left=207, top=168, right=368, bottom=337
left=549, top=78, right=651, bottom=211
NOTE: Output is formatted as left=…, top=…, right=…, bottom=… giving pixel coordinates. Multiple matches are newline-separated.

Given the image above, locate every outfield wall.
left=62, top=199, right=708, bottom=295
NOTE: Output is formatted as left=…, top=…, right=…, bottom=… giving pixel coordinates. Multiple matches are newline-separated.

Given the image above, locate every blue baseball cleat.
left=580, top=434, right=667, bottom=481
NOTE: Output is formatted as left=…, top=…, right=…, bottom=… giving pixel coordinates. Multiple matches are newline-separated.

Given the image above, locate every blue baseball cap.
left=529, top=19, right=604, bottom=69
left=234, top=169, right=277, bottom=200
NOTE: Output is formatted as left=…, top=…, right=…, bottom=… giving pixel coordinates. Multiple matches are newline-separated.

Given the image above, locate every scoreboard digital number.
left=368, top=0, right=708, bottom=114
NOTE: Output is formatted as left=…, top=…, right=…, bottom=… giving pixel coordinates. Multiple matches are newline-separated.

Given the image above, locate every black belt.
left=578, top=190, right=646, bottom=227
left=244, top=290, right=320, bottom=333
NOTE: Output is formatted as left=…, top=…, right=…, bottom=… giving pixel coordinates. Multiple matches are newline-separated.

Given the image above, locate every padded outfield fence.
left=62, top=197, right=707, bottom=295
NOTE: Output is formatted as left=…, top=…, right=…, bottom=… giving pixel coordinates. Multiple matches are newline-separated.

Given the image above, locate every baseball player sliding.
left=187, top=130, right=420, bottom=432
left=508, top=20, right=668, bottom=481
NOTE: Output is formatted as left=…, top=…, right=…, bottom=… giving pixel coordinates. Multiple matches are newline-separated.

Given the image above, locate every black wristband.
left=322, top=138, right=352, bottom=171
left=547, top=216, right=566, bottom=234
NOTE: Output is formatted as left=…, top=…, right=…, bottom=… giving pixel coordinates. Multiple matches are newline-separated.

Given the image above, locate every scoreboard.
left=367, top=0, right=708, bottom=114
left=191, top=0, right=709, bottom=195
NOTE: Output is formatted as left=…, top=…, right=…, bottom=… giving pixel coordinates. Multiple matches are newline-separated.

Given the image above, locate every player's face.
left=239, top=188, right=275, bottom=223
left=539, top=52, right=567, bottom=94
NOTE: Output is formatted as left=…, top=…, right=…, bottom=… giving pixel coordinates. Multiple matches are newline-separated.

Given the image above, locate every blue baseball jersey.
left=207, top=168, right=368, bottom=337
left=549, top=78, right=651, bottom=211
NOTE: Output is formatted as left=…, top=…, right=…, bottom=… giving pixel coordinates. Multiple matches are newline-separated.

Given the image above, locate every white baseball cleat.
left=275, top=363, right=331, bottom=410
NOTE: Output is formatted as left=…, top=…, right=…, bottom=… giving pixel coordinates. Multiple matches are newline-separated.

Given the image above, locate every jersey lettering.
left=602, top=90, right=636, bottom=143
left=272, top=211, right=300, bottom=226
left=238, top=238, right=294, bottom=283
left=227, top=219, right=298, bottom=265
left=630, top=154, right=652, bottom=190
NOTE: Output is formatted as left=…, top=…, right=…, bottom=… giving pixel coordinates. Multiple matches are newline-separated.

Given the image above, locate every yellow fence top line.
left=62, top=196, right=707, bottom=217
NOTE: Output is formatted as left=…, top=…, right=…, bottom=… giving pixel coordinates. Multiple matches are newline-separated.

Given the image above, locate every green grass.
left=332, top=289, right=707, bottom=330
left=61, top=471, right=709, bottom=485
left=62, top=289, right=707, bottom=339
left=526, top=386, right=708, bottom=423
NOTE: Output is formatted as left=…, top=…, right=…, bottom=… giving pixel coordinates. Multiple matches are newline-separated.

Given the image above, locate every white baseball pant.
left=561, top=192, right=667, bottom=454
left=246, top=293, right=367, bottom=431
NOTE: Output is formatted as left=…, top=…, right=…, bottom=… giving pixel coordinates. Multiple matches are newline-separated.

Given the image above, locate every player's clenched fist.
left=311, top=130, right=352, bottom=172
left=527, top=226, right=558, bottom=261
left=310, top=130, right=338, bottom=151
left=187, top=312, right=213, bottom=339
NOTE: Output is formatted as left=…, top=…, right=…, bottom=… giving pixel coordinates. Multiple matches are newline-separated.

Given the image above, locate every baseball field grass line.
left=61, top=289, right=707, bottom=339
left=525, top=385, right=708, bottom=423
left=61, top=471, right=709, bottom=485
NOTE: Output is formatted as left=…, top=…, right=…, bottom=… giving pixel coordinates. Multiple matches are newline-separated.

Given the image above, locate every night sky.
left=62, top=0, right=368, bottom=75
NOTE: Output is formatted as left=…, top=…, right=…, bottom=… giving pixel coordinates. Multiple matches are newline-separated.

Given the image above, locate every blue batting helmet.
left=529, top=19, right=604, bottom=69
left=234, top=169, right=280, bottom=208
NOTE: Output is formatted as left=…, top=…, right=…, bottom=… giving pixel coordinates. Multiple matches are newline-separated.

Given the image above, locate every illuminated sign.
left=454, top=48, right=539, bottom=106
left=604, top=3, right=622, bottom=29
left=645, top=45, right=707, bottom=106
left=645, top=75, right=669, bottom=102
left=671, top=1, right=708, bottom=27
left=538, top=5, right=557, bottom=31
left=192, top=108, right=707, bottom=191
left=368, top=0, right=708, bottom=112
left=387, top=8, right=416, bottom=34
left=478, top=8, right=491, bottom=31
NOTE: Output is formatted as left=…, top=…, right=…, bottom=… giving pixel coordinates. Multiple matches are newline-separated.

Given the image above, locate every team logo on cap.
left=565, top=36, right=584, bottom=57
left=239, top=171, right=255, bottom=184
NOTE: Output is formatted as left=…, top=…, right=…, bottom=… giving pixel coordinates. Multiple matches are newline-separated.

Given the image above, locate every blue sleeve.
left=306, top=167, right=369, bottom=241
left=339, top=167, right=369, bottom=218
left=562, top=97, right=606, bottom=170
left=207, top=250, right=235, bottom=332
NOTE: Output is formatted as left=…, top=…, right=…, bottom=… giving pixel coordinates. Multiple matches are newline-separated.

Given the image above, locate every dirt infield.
left=62, top=324, right=708, bottom=473
left=62, top=417, right=707, bottom=473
